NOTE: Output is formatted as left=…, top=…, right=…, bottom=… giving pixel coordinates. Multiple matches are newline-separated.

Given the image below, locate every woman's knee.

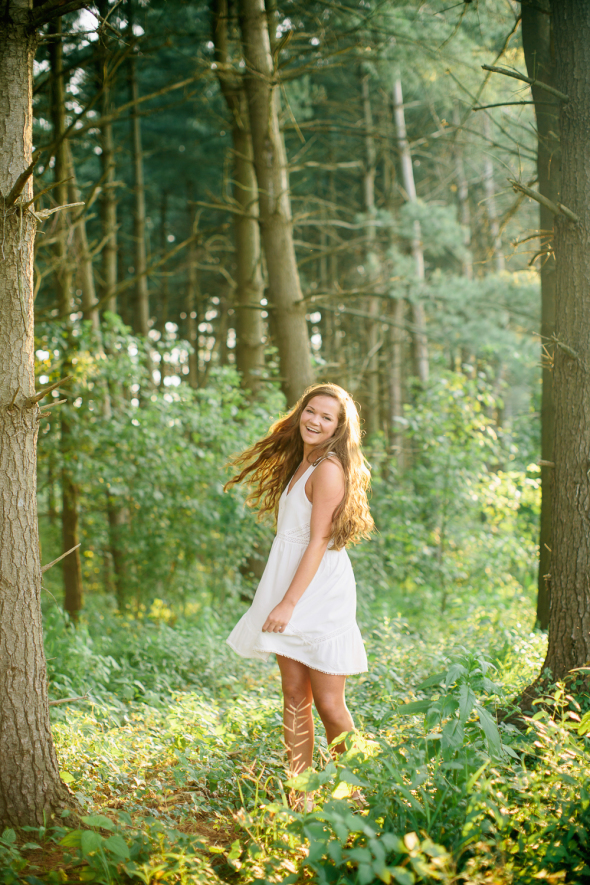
left=313, top=692, right=346, bottom=726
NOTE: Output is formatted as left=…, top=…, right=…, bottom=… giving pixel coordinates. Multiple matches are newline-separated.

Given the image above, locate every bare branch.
left=482, top=65, right=569, bottom=102
left=41, top=543, right=81, bottom=574
left=508, top=179, right=579, bottom=223
left=25, top=375, right=73, bottom=408
left=48, top=693, right=88, bottom=706
left=30, top=202, right=84, bottom=223
left=39, top=398, right=67, bottom=416
left=30, top=0, right=88, bottom=29
left=4, top=160, right=37, bottom=208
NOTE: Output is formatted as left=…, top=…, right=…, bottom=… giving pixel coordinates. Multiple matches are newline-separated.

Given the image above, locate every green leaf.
left=390, top=866, right=415, bottom=885
left=396, top=699, right=432, bottom=715
left=60, top=830, right=82, bottom=849
left=60, top=772, right=75, bottom=785
left=416, top=671, right=445, bottom=690
left=80, top=830, right=104, bottom=857
left=1, top=828, right=16, bottom=845
left=336, top=768, right=365, bottom=787
left=81, top=814, right=115, bottom=831
left=476, top=705, right=502, bottom=756
left=104, top=834, right=130, bottom=860
left=459, top=684, right=476, bottom=723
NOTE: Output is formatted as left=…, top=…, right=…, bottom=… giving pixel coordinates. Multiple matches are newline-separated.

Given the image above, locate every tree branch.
left=508, top=179, right=579, bottom=223
left=42, top=543, right=81, bottom=574
left=482, top=65, right=569, bottom=102
left=30, top=0, right=89, bottom=29
left=48, top=693, right=88, bottom=706
left=25, top=375, right=73, bottom=408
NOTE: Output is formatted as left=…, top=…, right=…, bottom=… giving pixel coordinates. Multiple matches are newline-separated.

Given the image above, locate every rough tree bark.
left=393, top=76, right=429, bottom=384
left=535, top=0, right=590, bottom=684
left=521, top=0, right=560, bottom=631
left=237, top=0, right=313, bottom=405
left=0, top=0, right=73, bottom=828
left=213, top=0, right=265, bottom=395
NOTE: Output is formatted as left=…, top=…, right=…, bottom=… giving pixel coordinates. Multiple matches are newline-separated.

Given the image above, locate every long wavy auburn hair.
left=225, top=383, right=374, bottom=550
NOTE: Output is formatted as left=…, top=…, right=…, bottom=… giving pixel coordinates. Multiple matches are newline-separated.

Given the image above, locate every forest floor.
left=8, top=591, right=590, bottom=884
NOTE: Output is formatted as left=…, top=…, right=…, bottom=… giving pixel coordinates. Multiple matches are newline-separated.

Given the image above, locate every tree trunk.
left=388, top=297, right=405, bottom=466
left=393, top=76, right=429, bottom=384
left=49, top=23, right=84, bottom=620
left=361, top=72, right=381, bottom=436
left=186, top=202, right=200, bottom=390
left=538, top=0, right=590, bottom=682
left=522, top=0, right=559, bottom=632
left=0, top=3, right=69, bottom=828
left=48, top=20, right=71, bottom=318
left=452, top=103, right=473, bottom=280
left=96, top=0, right=118, bottom=316
left=60, top=418, right=83, bottom=620
left=482, top=115, right=505, bottom=273
left=213, top=0, right=265, bottom=395
left=66, top=144, right=100, bottom=331
left=128, top=14, right=150, bottom=338
left=237, top=0, right=313, bottom=406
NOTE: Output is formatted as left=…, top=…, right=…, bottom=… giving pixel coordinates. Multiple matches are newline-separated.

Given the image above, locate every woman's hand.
left=262, top=599, right=295, bottom=633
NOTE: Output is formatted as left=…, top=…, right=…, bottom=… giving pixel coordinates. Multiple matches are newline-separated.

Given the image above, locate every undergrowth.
left=5, top=594, right=590, bottom=884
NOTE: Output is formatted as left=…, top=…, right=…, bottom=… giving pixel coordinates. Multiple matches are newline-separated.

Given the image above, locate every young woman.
left=225, top=383, right=374, bottom=795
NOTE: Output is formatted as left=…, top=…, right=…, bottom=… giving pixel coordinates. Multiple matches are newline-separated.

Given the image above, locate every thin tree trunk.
left=0, top=2, right=69, bottom=828
left=361, top=72, right=381, bottom=436
left=393, top=76, right=429, bottom=384
left=213, top=0, right=265, bottom=394
left=48, top=21, right=71, bottom=318
left=96, top=0, right=118, bottom=315
left=536, top=0, right=590, bottom=684
left=127, top=13, right=150, bottom=338
left=186, top=202, right=200, bottom=389
left=49, top=22, right=84, bottom=619
left=66, top=145, right=99, bottom=331
left=237, top=0, right=313, bottom=405
left=522, top=0, right=559, bottom=632
left=452, top=103, right=473, bottom=280
left=482, top=115, right=505, bottom=273
left=388, top=297, right=405, bottom=466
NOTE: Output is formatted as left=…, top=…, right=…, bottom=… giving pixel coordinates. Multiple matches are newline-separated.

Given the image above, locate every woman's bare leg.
left=277, top=655, right=314, bottom=774
left=309, top=670, right=354, bottom=754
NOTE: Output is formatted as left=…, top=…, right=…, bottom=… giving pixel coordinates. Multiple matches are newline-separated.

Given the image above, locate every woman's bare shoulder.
left=313, top=455, right=344, bottom=488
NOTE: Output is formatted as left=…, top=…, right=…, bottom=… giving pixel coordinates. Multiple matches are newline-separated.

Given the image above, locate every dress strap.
left=312, top=450, right=338, bottom=467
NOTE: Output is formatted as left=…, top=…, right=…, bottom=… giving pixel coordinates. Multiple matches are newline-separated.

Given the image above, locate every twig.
left=4, top=160, right=37, bottom=208
left=48, top=693, right=88, bottom=707
left=482, top=65, right=569, bottom=103
left=30, top=202, right=84, bottom=223
left=25, top=375, right=73, bottom=408
left=42, top=543, right=81, bottom=574
left=22, top=178, right=73, bottom=210
left=539, top=460, right=554, bottom=468
left=472, top=101, right=555, bottom=111
left=7, top=387, right=20, bottom=410
left=39, top=398, right=67, bottom=416
left=508, top=179, right=579, bottom=223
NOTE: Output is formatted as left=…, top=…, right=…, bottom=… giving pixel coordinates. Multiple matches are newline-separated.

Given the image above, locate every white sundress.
left=227, top=456, right=368, bottom=676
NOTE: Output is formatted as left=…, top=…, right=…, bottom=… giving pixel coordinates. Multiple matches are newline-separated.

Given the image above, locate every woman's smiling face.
left=299, top=395, right=340, bottom=450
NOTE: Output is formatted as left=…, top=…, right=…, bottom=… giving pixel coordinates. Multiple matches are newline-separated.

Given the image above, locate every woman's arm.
left=262, top=459, right=344, bottom=634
